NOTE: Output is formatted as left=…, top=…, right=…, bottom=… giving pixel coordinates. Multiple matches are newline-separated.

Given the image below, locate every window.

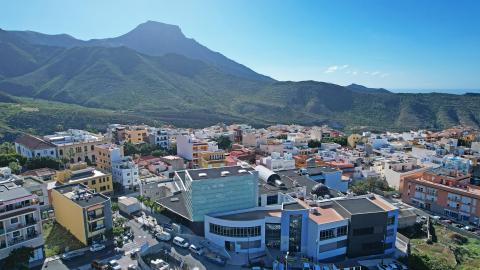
left=83, top=182, right=88, bottom=186
left=84, top=146, right=88, bottom=152
left=59, top=149, right=63, bottom=156
left=319, top=229, right=335, bottom=240
left=209, top=223, right=261, bottom=237
left=336, top=226, right=348, bottom=236
left=100, top=186, right=106, bottom=191
left=11, top=217, right=19, bottom=224
left=13, top=231, right=21, bottom=237
left=91, top=145, right=94, bottom=151
left=91, top=180, right=96, bottom=185
left=387, top=216, right=395, bottom=226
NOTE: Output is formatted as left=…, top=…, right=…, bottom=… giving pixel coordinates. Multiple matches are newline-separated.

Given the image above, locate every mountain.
left=1, top=22, right=480, bottom=136
left=346, top=83, right=391, bottom=94
left=11, top=21, right=273, bottom=82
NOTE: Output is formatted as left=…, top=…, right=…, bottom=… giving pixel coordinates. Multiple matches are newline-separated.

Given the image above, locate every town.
left=1, top=123, right=479, bottom=270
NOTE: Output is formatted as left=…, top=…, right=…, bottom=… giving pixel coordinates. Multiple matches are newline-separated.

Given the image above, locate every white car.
left=89, top=243, right=106, bottom=252
left=189, top=244, right=204, bottom=255
left=155, top=231, right=171, bottom=241
left=173, top=236, right=189, bottom=248
left=61, top=250, right=84, bottom=260
left=108, top=259, right=121, bottom=270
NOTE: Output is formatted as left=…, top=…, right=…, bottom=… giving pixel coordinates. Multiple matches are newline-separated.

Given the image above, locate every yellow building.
left=54, top=162, right=113, bottom=193
left=122, top=126, right=148, bottom=144
left=94, top=144, right=124, bottom=172
left=347, top=134, right=363, bottom=148
left=192, top=142, right=209, bottom=165
left=198, top=151, right=227, bottom=168
left=51, top=183, right=112, bottom=245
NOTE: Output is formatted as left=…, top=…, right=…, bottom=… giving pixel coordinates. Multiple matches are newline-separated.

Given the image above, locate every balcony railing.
left=88, top=213, right=104, bottom=221
left=89, top=224, right=105, bottom=232
left=7, top=220, right=37, bottom=233
left=8, top=232, right=39, bottom=246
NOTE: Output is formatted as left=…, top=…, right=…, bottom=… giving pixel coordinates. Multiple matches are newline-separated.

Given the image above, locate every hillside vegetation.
left=1, top=22, right=479, bottom=138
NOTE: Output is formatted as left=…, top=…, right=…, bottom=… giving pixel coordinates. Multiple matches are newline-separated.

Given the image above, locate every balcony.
left=8, top=232, right=39, bottom=246
left=88, top=213, right=104, bottom=221
left=7, top=220, right=37, bottom=233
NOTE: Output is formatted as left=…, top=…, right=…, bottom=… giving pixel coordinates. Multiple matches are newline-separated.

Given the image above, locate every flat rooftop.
left=0, top=184, right=32, bottom=202
left=54, top=184, right=108, bottom=208
left=186, top=166, right=253, bottom=181
left=307, top=166, right=340, bottom=174
left=216, top=209, right=282, bottom=221
left=334, top=197, right=384, bottom=214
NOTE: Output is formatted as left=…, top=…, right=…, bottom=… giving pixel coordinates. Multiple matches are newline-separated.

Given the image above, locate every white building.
left=0, top=183, right=44, bottom=265
left=261, top=152, right=295, bottom=171
left=15, top=134, right=57, bottom=159
left=148, top=128, right=170, bottom=149
left=112, top=157, right=139, bottom=189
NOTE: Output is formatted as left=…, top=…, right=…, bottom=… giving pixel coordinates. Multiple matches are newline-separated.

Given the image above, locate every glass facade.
left=209, top=223, right=261, bottom=237
left=184, top=173, right=258, bottom=221
left=265, top=223, right=281, bottom=248
left=288, top=214, right=303, bottom=252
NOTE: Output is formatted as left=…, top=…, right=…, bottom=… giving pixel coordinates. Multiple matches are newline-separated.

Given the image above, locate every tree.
left=216, top=136, right=232, bottom=150
left=8, top=161, right=21, bottom=174
left=308, top=139, right=322, bottom=148
left=0, top=142, right=15, bottom=155
left=2, top=246, right=34, bottom=270
left=25, top=157, right=63, bottom=170
left=0, top=154, right=27, bottom=167
left=111, top=202, right=119, bottom=212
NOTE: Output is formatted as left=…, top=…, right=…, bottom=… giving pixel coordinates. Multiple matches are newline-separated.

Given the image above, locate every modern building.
left=94, top=144, right=124, bottom=172
left=51, top=184, right=112, bottom=245
left=54, top=162, right=113, bottom=194
left=44, top=129, right=107, bottom=164
left=402, top=168, right=480, bottom=225
left=156, top=164, right=397, bottom=262
left=0, top=183, right=44, bottom=265
left=15, top=134, right=57, bottom=159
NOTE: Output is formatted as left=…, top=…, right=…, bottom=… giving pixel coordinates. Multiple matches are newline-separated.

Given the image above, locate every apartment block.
left=402, top=168, right=480, bottom=225
left=51, top=184, right=112, bottom=245
left=198, top=151, right=226, bottom=168
left=94, top=144, right=124, bottom=172
left=0, top=183, right=44, bottom=264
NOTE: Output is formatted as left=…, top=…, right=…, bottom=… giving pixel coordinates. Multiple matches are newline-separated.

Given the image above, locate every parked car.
left=454, top=223, right=465, bottom=229
left=444, top=219, right=453, bottom=224
left=61, top=250, right=84, bottom=260
left=90, top=243, right=106, bottom=252
left=431, top=215, right=441, bottom=220
left=91, top=260, right=109, bottom=270
left=173, top=236, right=189, bottom=248
left=108, top=259, right=121, bottom=270
left=127, top=265, right=138, bottom=270
left=189, top=244, right=204, bottom=255
left=464, top=226, right=475, bottom=232
left=391, top=260, right=408, bottom=270
left=155, top=231, right=172, bottom=241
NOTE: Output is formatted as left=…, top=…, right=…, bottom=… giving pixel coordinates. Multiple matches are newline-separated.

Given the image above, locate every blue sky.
left=2, top=0, right=479, bottom=91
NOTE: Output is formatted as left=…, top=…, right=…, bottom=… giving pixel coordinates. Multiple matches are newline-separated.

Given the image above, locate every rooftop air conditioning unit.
left=198, top=173, right=207, bottom=177
left=238, top=169, right=247, bottom=173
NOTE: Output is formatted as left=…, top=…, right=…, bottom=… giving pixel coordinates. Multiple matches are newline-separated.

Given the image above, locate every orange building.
left=402, top=168, right=479, bottom=225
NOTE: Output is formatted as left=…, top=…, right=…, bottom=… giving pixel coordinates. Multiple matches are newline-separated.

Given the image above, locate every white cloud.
left=324, top=64, right=349, bottom=74
left=352, top=71, right=358, bottom=75
left=371, top=71, right=380, bottom=76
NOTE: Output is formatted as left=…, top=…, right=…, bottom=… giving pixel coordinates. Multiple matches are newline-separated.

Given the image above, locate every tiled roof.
left=15, top=134, right=56, bottom=150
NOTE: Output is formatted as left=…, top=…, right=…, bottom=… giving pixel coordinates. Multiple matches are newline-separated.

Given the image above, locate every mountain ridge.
left=1, top=22, right=480, bottom=134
